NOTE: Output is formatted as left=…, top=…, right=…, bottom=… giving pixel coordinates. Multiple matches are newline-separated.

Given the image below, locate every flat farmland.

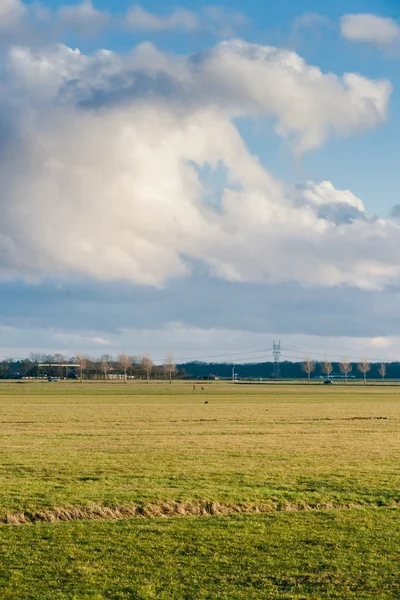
left=0, top=381, right=400, bottom=598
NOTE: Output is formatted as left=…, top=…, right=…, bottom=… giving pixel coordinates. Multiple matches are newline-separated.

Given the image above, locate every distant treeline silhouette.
left=177, top=361, right=399, bottom=380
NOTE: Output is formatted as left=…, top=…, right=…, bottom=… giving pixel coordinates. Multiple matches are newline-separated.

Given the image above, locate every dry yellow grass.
left=0, top=381, right=399, bottom=515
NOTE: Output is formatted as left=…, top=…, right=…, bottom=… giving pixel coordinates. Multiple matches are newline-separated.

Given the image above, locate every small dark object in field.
left=193, top=385, right=196, bottom=391
left=205, top=401, right=208, bottom=404
left=201, top=387, right=205, bottom=390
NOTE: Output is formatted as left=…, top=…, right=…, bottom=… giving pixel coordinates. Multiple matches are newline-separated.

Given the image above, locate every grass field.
left=0, top=381, right=399, bottom=598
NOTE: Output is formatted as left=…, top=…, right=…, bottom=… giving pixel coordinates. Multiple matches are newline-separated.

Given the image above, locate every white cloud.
left=296, top=181, right=366, bottom=224
left=198, top=40, right=391, bottom=152
left=201, top=6, right=249, bottom=36
left=124, top=5, right=248, bottom=35
left=55, top=332, right=111, bottom=347
left=299, top=181, right=364, bottom=212
left=341, top=14, right=400, bottom=47
left=292, top=13, right=332, bottom=32
left=4, top=40, right=390, bottom=150
left=0, top=40, right=395, bottom=291
left=0, top=0, right=28, bottom=38
left=369, top=336, right=391, bottom=348
left=0, top=0, right=25, bottom=25
left=0, top=2, right=248, bottom=40
left=57, top=0, right=110, bottom=34
left=126, top=5, right=199, bottom=32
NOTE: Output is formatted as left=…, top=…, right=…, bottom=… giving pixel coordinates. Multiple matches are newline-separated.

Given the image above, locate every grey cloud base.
left=0, top=276, right=398, bottom=360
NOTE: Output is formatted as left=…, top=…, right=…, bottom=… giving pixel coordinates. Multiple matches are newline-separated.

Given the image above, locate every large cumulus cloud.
left=0, top=39, right=396, bottom=289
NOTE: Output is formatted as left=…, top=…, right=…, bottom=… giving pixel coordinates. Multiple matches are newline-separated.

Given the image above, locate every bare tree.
left=339, top=357, right=352, bottom=384
left=322, top=358, right=333, bottom=380
left=378, top=362, right=387, bottom=383
left=141, top=354, right=154, bottom=383
left=357, top=357, right=371, bottom=385
left=164, top=352, right=177, bottom=383
left=29, top=353, right=42, bottom=364
left=101, top=354, right=113, bottom=382
left=118, top=353, right=132, bottom=384
left=302, top=358, right=315, bottom=384
left=76, top=352, right=88, bottom=383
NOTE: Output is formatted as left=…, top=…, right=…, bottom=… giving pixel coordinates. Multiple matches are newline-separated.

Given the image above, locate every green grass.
left=1, top=511, right=400, bottom=599
left=1, top=381, right=400, bottom=598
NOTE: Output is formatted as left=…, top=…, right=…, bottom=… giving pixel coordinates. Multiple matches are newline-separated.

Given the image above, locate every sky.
left=0, top=0, right=400, bottom=363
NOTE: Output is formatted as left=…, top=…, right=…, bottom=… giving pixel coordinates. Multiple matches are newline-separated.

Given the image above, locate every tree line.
left=0, top=353, right=183, bottom=382
left=176, top=360, right=397, bottom=381
left=301, top=357, right=385, bottom=384
left=0, top=355, right=396, bottom=382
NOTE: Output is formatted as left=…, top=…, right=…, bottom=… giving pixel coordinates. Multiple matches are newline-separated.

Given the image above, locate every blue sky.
left=0, top=0, right=400, bottom=361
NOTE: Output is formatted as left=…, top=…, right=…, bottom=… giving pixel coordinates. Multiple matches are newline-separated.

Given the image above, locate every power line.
left=165, top=347, right=393, bottom=365
left=166, top=346, right=393, bottom=365
left=167, top=348, right=271, bottom=363
left=125, top=346, right=394, bottom=365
